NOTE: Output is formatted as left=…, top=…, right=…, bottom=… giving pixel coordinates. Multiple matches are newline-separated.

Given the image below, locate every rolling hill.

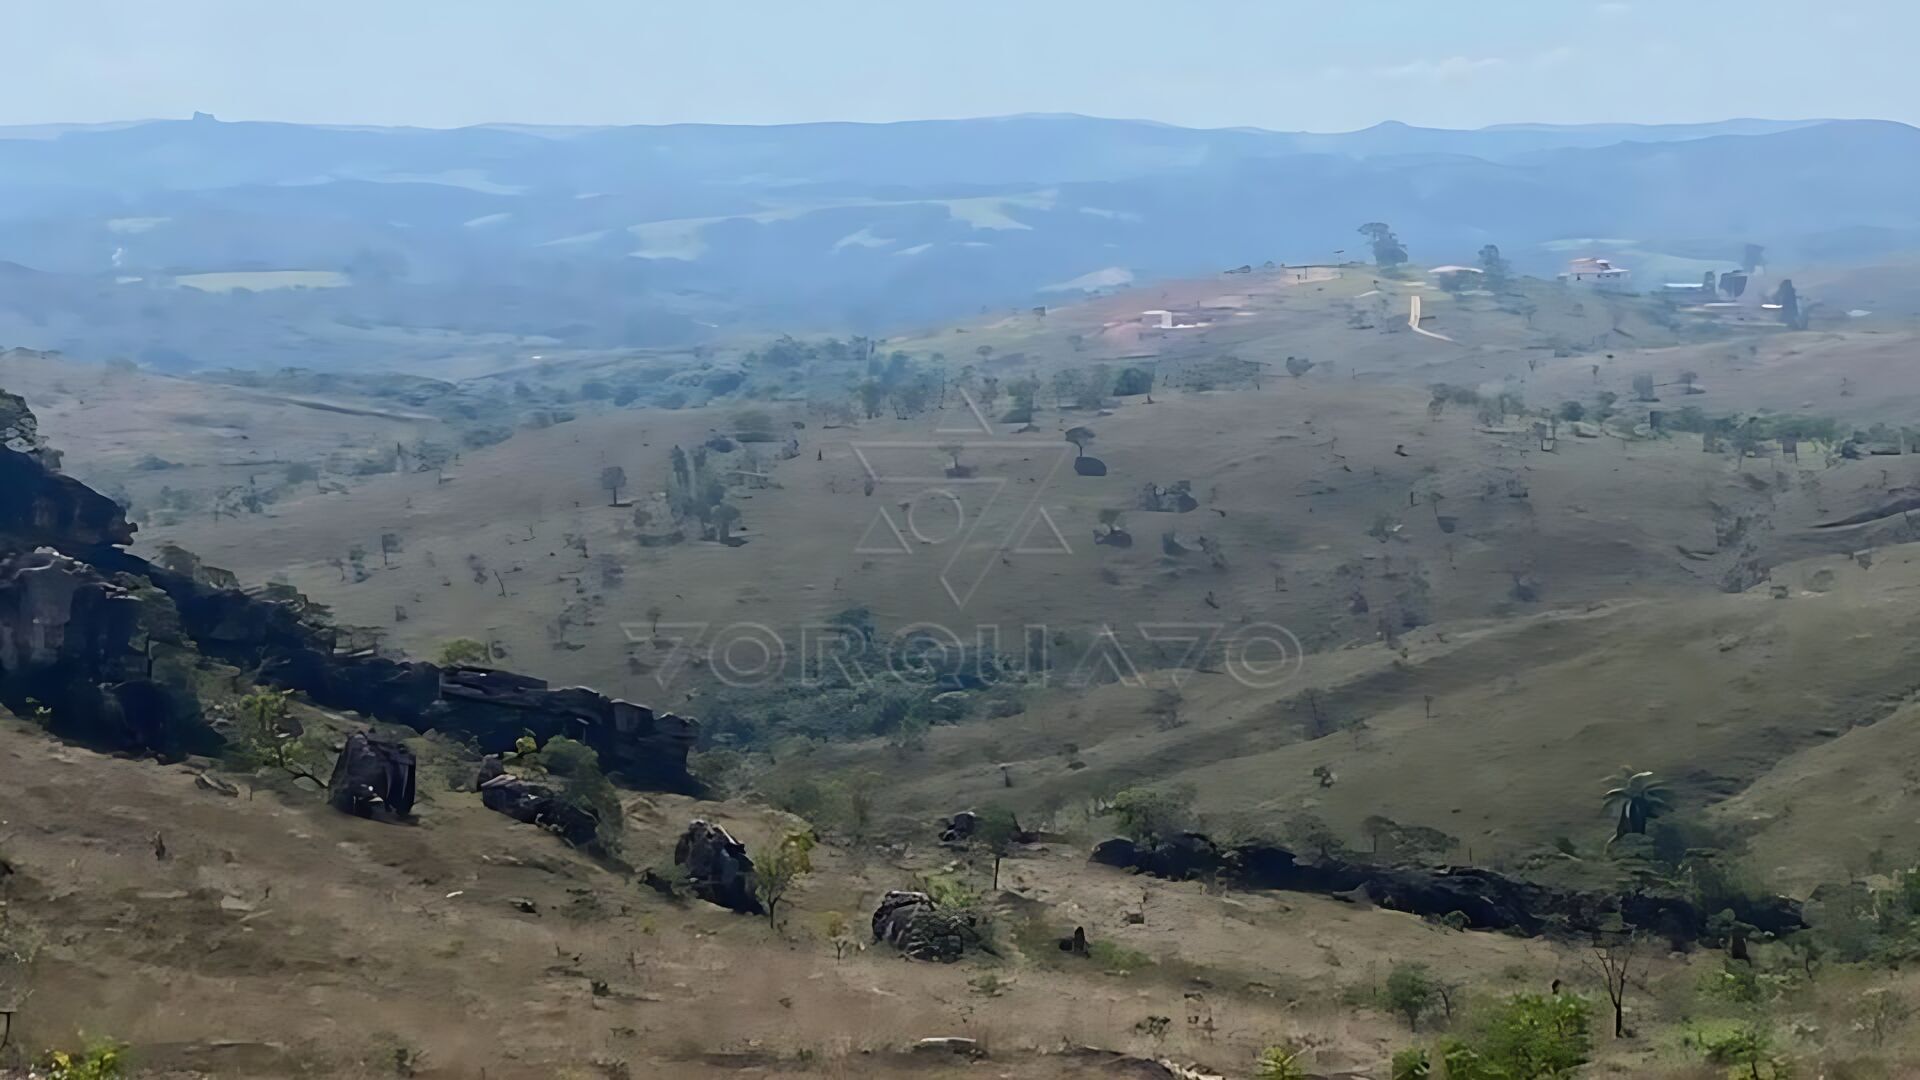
left=0, top=114, right=1915, bottom=369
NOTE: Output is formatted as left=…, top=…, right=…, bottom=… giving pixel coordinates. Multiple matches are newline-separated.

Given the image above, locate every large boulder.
left=673, top=819, right=762, bottom=914
left=939, top=810, right=979, bottom=843
left=871, top=890, right=984, bottom=963
left=479, top=770, right=599, bottom=848
left=326, top=732, right=417, bottom=819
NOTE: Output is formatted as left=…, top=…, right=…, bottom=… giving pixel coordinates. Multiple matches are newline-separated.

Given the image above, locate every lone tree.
left=1113, top=366, right=1154, bottom=396
left=1108, top=784, right=1195, bottom=845
left=1478, top=244, right=1512, bottom=290
left=1285, top=355, right=1314, bottom=378
left=1602, top=767, right=1672, bottom=842
left=754, top=829, right=817, bottom=930
left=1358, top=222, right=1407, bottom=269
left=1385, top=962, right=1441, bottom=1031
left=1631, top=372, right=1658, bottom=402
left=1742, top=243, right=1766, bottom=273
left=974, top=806, right=1024, bottom=890
left=378, top=531, right=402, bottom=567
left=600, top=465, right=628, bottom=505
left=1586, top=926, right=1642, bottom=1038
left=1064, top=426, right=1096, bottom=458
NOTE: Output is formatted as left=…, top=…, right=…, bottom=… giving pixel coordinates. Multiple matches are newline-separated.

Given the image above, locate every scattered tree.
left=600, top=465, right=628, bottom=505
left=1477, top=244, right=1512, bottom=290
left=755, top=829, right=818, bottom=930
left=1358, top=222, right=1408, bottom=269
left=1113, top=366, right=1154, bottom=396
left=1385, top=962, right=1441, bottom=1031
left=974, top=806, right=1024, bottom=890
left=1586, top=927, right=1641, bottom=1038
left=1108, top=785, right=1195, bottom=845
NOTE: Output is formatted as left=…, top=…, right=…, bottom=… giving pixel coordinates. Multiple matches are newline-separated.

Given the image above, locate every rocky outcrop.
left=0, top=548, right=213, bottom=756
left=0, top=446, right=134, bottom=551
left=0, top=549, right=140, bottom=676
left=327, top=732, right=418, bottom=819
left=1093, top=834, right=1805, bottom=945
left=478, top=769, right=601, bottom=848
left=672, top=819, right=761, bottom=914
left=871, top=890, right=986, bottom=963
left=0, top=443, right=700, bottom=791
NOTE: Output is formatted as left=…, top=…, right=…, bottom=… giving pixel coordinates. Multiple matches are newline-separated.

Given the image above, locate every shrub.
left=1113, top=366, right=1155, bottom=396
left=1255, top=1043, right=1309, bottom=1080
left=223, top=689, right=329, bottom=787
left=436, top=637, right=491, bottom=666
left=1107, top=784, right=1195, bottom=844
left=532, top=736, right=625, bottom=855
left=1390, top=1048, right=1432, bottom=1080
left=1385, top=962, right=1440, bottom=1030
left=42, top=1038, right=128, bottom=1080
left=1698, top=1023, right=1791, bottom=1079
left=1475, top=993, right=1591, bottom=1078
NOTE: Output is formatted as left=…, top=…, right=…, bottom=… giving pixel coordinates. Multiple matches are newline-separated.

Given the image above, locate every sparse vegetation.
left=755, top=830, right=817, bottom=930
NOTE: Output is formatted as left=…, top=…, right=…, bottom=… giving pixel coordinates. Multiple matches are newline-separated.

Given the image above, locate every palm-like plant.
left=1602, top=768, right=1672, bottom=842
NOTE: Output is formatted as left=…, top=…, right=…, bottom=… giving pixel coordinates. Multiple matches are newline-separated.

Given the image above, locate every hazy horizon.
left=5, top=0, right=1913, bottom=131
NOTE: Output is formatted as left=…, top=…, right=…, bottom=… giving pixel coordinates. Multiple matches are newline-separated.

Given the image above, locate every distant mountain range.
left=0, top=113, right=1914, bottom=369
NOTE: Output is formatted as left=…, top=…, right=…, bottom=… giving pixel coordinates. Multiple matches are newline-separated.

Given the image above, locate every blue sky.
left=2, top=0, right=1909, bottom=130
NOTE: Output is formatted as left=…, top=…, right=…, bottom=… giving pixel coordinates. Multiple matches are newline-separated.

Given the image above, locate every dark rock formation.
left=1092, top=834, right=1805, bottom=945
left=939, top=810, right=979, bottom=843
left=0, top=444, right=699, bottom=791
left=0, top=447, right=134, bottom=550
left=0, top=548, right=213, bottom=756
left=327, top=732, right=417, bottom=818
left=479, top=771, right=600, bottom=848
left=672, top=819, right=762, bottom=914
left=871, top=889, right=985, bottom=963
